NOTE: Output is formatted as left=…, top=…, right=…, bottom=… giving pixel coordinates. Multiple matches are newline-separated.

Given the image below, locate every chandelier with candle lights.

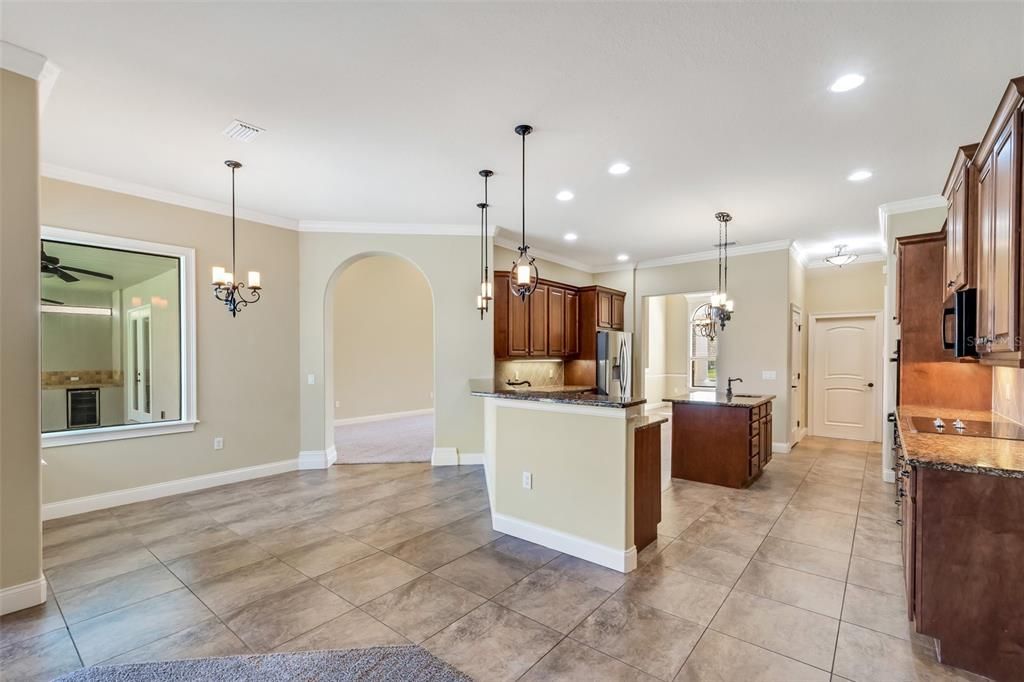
left=211, top=161, right=262, bottom=317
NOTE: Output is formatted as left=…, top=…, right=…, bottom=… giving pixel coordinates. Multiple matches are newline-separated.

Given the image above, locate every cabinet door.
left=612, top=293, right=625, bottom=330
left=548, top=286, right=565, bottom=355
left=565, top=289, right=579, bottom=355
left=530, top=284, right=549, bottom=356
left=978, top=157, right=995, bottom=350
left=990, top=119, right=1020, bottom=353
left=509, top=287, right=530, bottom=357
left=945, top=172, right=969, bottom=293
left=597, top=291, right=613, bottom=328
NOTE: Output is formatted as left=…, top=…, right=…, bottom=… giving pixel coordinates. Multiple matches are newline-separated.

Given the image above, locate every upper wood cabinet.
left=580, top=286, right=626, bottom=332
left=943, top=144, right=979, bottom=294
left=972, top=77, right=1023, bottom=367
left=492, top=273, right=611, bottom=359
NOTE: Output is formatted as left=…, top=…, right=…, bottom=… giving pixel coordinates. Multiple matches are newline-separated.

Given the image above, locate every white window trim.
left=40, top=226, right=198, bottom=449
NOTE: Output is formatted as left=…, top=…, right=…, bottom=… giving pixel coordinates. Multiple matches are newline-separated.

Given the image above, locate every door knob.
left=865, top=382, right=874, bottom=388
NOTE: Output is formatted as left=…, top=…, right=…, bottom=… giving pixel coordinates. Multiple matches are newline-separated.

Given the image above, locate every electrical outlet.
left=522, top=472, right=533, bottom=489
left=515, top=370, right=520, bottom=381
left=213, top=437, right=224, bottom=450
left=762, top=370, right=777, bottom=381
left=548, top=368, right=554, bottom=378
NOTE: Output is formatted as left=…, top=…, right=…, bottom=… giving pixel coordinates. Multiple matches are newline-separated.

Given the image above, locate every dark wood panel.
left=633, top=423, right=662, bottom=552
left=612, top=293, right=625, bottom=330
left=529, top=283, right=549, bottom=356
left=672, top=402, right=767, bottom=488
left=597, top=290, right=613, bottom=329
left=509, top=285, right=530, bottom=357
left=548, top=286, right=565, bottom=355
left=565, top=289, right=579, bottom=355
left=989, top=116, right=1019, bottom=354
left=493, top=272, right=510, bottom=359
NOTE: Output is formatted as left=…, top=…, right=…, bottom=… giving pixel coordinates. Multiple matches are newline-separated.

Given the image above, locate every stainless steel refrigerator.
left=596, top=330, right=633, bottom=398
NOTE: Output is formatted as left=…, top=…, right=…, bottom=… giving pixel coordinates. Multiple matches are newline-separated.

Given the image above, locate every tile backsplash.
left=993, top=367, right=1024, bottom=425
left=41, top=369, right=122, bottom=388
left=495, top=360, right=564, bottom=388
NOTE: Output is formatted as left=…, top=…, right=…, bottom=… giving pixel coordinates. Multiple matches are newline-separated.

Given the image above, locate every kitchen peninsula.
left=668, top=391, right=776, bottom=488
left=470, top=380, right=662, bottom=572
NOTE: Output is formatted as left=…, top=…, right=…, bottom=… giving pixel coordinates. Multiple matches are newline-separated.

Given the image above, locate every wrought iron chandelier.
left=211, top=160, right=262, bottom=317
left=692, top=211, right=736, bottom=341
left=510, top=124, right=539, bottom=299
left=476, top=169, right=494, bottom=318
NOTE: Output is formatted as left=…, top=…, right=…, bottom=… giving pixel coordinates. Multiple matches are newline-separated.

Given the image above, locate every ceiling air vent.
left=222, top=119, right=265, bottom=143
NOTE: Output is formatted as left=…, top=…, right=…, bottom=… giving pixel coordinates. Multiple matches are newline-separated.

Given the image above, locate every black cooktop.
left=910, top=416, right=1024, bottom=441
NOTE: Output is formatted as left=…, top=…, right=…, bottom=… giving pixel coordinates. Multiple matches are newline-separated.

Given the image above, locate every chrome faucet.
left=726, top=376, right=743, bottom=398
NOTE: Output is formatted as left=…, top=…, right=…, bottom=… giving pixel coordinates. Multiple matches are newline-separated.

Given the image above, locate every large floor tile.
left=493, top=567, right=611, bottom=634
left=0, top=592, right=66, bottom=647
left=55, top=563, right=182, bottom=624
left=769, top=507, right=856, bottom=554
left=488, top=535, right=560, bottom=569
left=316, top=551, right=424, bottom=605
left=223, top=579, right=352, bottom=651
left=145, top=524, right=242, bottom=562
left=44, top=546, right=160, bottom=593
left=275, top=609, right=409, bottom=652
left=542, top=554, right=628, bottom=592
left=841, top=584, right=912, bottom=640
left=676, top=629, right=830, bottom=682
left=788, top=483, right=862, bottom=516
left=735, top=560, right=846, bottom=618
left=753, top=536, right=850, bottom=581
left=347, top=515, right=432, bottom=550
left=710, top=590, right=838, bottom=671
left=362, top=573, right=486, bottom=643
left=125, top=511, right=220, bottom=546
left=698, top=502, right=778, bottom=536
left=188, top=556, right=307, bottom=616
left=570, top=594, right=703, bottom=680
left=847, top=556, right=905, bottom=597
left=619, top=564, right=729, bottom=625
left=424, top=602, right=562, bottom=682
left=0, top=627, right=82, bottom=681
left=678, top=518, right=766, bottom=559
left=521, top=638, right=656, bottom=681
left=385, top=529, right=482, bottom=571
left=852, top=531, right=902, bottom=566
left=652, top=539, right=749, bottom=587
left=42, top=514, right=121, bottom=549
left=833, top=622, right=982, bottom=682
left=440, top=510, right=504, bottom=546
left=42, top=530, right=142, bottom=570
left=278, top=533, right=377, bottom=577
left=68, top=588, right=214, bottom=665
left=164, top=538, right=271, bottom=585
left=433, top=545, right=535, bottom=598
left=248, top=520, right=340, bottom=556
left=103, top=619, right=249, bottom=665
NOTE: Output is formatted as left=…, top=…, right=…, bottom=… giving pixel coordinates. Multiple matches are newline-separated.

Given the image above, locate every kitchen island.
left=667, top=391, right=775, bottom=488
left=470, top=380, right=661, bottom=572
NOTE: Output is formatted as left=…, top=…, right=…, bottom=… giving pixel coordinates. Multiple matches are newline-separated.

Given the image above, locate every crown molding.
left=299, top=220, right=493, bottom=237
left=624, top=239, right=794, bottom=272
left=41, top=164, right=300, bottom=230
left=1, top=41, right=48, bottom=80
left=493, top=235, right=598, bottom=273
left=878, top=194, right=946, bottom=245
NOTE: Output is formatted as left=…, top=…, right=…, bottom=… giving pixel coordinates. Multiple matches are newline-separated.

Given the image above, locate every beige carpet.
left=335, top=413, right=433, bottom=464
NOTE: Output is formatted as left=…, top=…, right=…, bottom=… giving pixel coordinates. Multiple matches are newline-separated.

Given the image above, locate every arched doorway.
left=326, top=253, right=435, bottom=463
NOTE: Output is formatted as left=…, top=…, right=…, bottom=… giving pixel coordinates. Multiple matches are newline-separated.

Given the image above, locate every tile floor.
left=1, top=437, right=989, bottom=681
left=334, top=413, right=433, bottom=464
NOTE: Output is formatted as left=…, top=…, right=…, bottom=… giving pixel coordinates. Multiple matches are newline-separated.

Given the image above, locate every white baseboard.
left=0, top=576, right=47, bottom=616
left=334, top=408, right=433, bottom=427
left=772, top=441, right=792, bottom=454
left=458, top=452, right=484, bottom=465
left=492, top=512, right=637, bottom=573
left=298, top=446, right=337, bottom=470
left=431, top=447, right=459, bottom=466
left=42, top=458, right=298, bottom=520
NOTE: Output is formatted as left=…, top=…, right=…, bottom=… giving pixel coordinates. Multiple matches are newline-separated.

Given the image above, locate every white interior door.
left=127, top=305, right=153, bottom=423
left=790, top=307, right=803, bottom=442
left=811, top=314, right=879, bottom=441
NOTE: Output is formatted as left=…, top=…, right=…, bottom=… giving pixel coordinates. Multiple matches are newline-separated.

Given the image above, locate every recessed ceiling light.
left=617, top=254, right=629, bottom=262
left=829, top=74, right=865, bottom=93
left=608, top=162, right=630, bottom=176
left=556, top=190, right=575, bottom=201
left=564, top=233, right=578, bottom=242
left=847, top=169, right=873, bottom=182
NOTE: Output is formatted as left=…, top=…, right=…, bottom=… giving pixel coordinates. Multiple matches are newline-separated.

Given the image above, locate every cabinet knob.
left=946, top=280, right=955, bottom=288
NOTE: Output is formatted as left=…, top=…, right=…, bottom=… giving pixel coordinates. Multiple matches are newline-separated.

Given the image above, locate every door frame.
left=126, top=304, right=153, bottom=423
left=789, top=303, right=804, bottom=445
left=807, top=311, right=883, bottom=442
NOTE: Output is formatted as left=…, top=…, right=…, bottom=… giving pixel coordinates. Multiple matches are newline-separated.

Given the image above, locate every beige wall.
left=1, top=69, right=43, bottom=593
left=993, top=367, right=1024, bottom=425
left=494, top=245, right=595, bottom=288
left=300, top=233, right=492, bottom=457
left=39, top=179, right=300, bottom=503
left=643, top=293, right=691, bottom=405
left=332, top=255, right=433, bottom=420
left=806, top=261, right=885, bottom=315
left=597, top=249, right=794, bottom=448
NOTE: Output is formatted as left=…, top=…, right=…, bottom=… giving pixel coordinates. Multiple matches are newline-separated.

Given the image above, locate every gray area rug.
left=55, top=646, right=471, bottom=681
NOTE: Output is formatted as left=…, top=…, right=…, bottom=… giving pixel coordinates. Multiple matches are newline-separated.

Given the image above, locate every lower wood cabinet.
left=633, top=419, right=664, bottom=553
left=671, top=400, right=773, bottom=489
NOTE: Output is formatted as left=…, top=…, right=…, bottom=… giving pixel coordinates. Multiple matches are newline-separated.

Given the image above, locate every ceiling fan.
left=40, top=247, right=114, bottom=283
left=41, top=297, right=64, bottom=305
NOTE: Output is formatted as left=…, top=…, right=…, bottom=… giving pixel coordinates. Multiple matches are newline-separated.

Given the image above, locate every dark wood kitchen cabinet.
left=972, top=76, right=1023, bottom=367
left=547, top=286, right=566, bottom=355
left=943, top=143, right=979, bottom=294
left=529, top=283, right=549, bottom=356
left=670, top=397, right=773, bottom=488
left=493, top=272, right=603, bottom=359
left=565, top=288, right=579, bottom=355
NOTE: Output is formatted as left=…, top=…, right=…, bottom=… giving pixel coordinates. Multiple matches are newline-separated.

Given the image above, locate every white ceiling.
left=41, top=240, right=177, bottom=294
left=6, top=2, right=1024, bottom=268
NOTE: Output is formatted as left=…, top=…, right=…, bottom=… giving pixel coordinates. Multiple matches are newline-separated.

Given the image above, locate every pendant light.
left=476, top=169, right=494, bottom=318
left=510, top=124, right=539, bottom=299
left=211, top=160, right=262, bottom=317
left=694, top=211, right=736, bottom=341
left=825, top=244, right=858, bottom=267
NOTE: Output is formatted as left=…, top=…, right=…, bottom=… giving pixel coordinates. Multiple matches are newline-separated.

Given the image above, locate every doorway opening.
left=808, top=312, right=881, bottom=442
left=331, top=254, right=434, bottom=463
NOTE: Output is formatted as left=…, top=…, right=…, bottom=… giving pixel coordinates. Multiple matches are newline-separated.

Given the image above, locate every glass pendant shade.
left=512, top=250, right=539, bottom=298
left=824, top=245, right=858, bottom=267
left=211, top=266, right=226, bottom=285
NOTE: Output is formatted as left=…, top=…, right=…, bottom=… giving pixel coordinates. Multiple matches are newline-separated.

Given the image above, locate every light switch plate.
left=522, top=472, right=533, bottom=490
left=762, top=370, right=777, bottom=381
left=307, top=374, right=315, bottom=385
left=213, top=437, right=224, bottom=450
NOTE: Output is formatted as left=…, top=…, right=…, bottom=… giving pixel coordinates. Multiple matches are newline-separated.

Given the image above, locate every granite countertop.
left=469, top=379, right=646, bottom=409
left=42, top=383, right=122, bottom=391
left=664, top=391, right=775, bottom=408
left=897, top=405, right=1024, bottom=478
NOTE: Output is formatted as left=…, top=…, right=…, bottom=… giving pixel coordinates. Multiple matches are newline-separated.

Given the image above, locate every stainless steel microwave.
left=942, top=288, right=978, bottom=358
